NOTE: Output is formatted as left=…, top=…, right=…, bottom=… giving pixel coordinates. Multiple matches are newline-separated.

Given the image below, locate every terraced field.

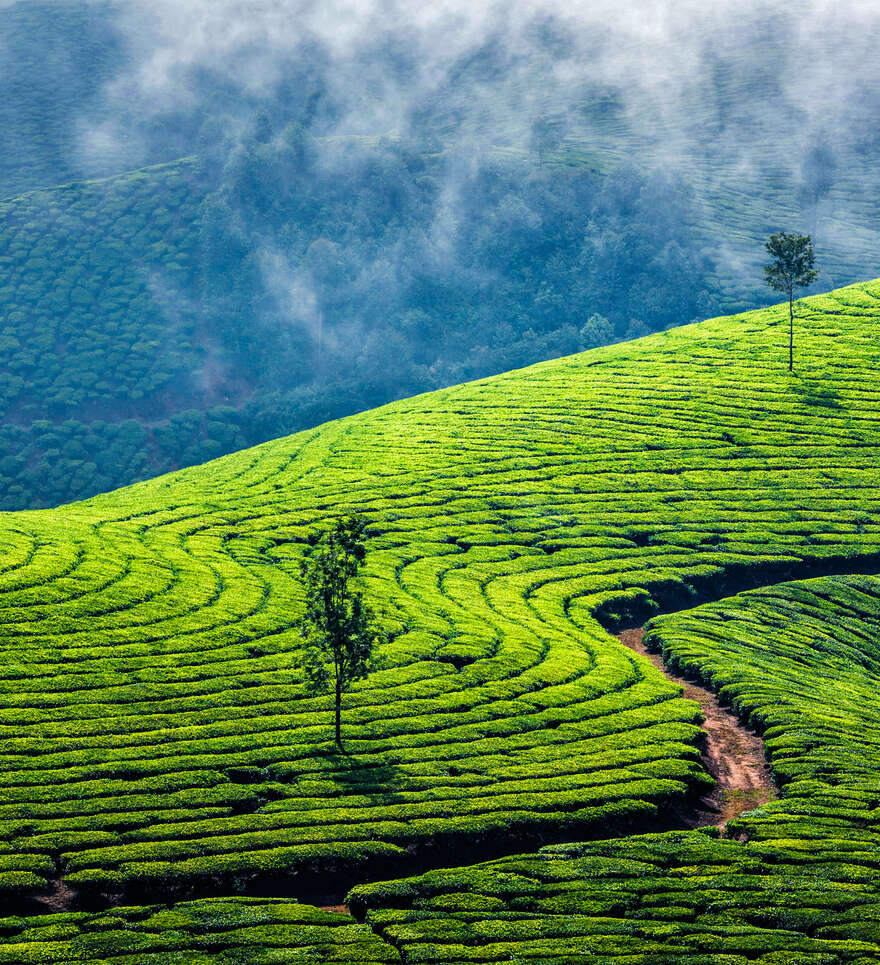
left=0, top=898, right=398, bottom=963
left=2, top=281, right=880, bottom=957
left=350, top=574, right=880, bottom=962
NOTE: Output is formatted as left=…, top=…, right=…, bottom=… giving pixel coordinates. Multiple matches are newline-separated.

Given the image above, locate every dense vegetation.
left=349, top=574, right=880, bottom=962
left=1, top=282, right=880, bottom=961
left=0, top=899, right=398, bottom=963
left=3, top=1, right=880, bottom=509
left=0, top=146, right=721, bottom=510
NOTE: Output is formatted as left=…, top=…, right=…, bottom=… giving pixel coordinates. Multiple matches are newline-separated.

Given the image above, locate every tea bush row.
left=1, top=283, right=880, bottom=918
left=0, top=897, right=398, bottom=964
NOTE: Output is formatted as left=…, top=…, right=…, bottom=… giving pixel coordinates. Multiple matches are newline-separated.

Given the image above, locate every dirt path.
left=617, top=628, right=776, bottom=830
left=34, top=877, right=77, bottom=914
left=319, top=904, right=351, bottom=915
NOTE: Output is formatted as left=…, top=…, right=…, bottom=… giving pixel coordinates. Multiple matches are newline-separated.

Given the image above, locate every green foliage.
left=0, top=282, right=880, bottom=955
left=0, top=898, right=400, bottom=963
left=348, top=575, right=880, bottom=962
left=298, top=515, right=386, bottom=746
left=764, top=232, right=820, bottom=296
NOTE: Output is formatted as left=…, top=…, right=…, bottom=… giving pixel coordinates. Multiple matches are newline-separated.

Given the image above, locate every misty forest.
left=2, top=1, right=880, bottom=962
left=1, top=0, right=879, bottom=507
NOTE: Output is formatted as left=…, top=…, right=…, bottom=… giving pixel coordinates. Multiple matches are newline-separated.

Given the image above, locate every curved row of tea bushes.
left=0, top=898, right=398, bottom=963
left=351, top=831, right=880, bottom=963
left=0, top=494, right=707, bottom=901
left=647, top=574, right=880, bottom=846
left=2, top=282, right=880, bottom=912
left=348, top=575, right=880, bottom=962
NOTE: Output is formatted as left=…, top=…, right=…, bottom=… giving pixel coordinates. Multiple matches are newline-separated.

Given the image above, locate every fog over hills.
left=1, top=0, right=879, bottom=507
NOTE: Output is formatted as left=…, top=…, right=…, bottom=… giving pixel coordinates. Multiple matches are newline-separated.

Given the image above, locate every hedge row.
left=0, top=897, right=399, bottom=963
left=1, top=282, right=880, bottom=918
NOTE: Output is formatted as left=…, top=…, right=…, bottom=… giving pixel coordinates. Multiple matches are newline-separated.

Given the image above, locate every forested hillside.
left=2, top=0, right=880, bottom=509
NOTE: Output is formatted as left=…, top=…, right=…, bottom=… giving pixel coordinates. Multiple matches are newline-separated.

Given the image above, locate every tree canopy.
left=297, top=514, right=386, bottom=748
left=763, top=231, right=818, bottom=370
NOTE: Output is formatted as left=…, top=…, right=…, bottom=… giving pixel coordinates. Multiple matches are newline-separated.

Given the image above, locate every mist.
left=73, top=0, right=880, bottom=289
left=1, top=0, right=879, bottom=508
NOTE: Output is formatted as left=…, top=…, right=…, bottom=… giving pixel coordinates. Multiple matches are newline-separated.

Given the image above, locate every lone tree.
left=297, top=514, right=386, bottom=749
left=763, top=232, right=819, bottom=371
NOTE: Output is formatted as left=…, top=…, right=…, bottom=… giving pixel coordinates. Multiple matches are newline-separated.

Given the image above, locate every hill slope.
left=5, top=1, right=880, bottom=514
left=0, top=149, right=721, bottom=510
left=351, top=573, right=880, bottom=962
left=1, top=281, right=880, bottom=938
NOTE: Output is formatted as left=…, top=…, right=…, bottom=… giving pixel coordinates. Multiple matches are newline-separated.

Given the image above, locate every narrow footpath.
left=617, top=627, right=776, bottom=829
left=39, top=625, right=779, bottom=920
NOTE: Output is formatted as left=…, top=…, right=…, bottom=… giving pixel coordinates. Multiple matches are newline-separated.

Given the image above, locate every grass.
left=1, top=281, right=880, bottom=956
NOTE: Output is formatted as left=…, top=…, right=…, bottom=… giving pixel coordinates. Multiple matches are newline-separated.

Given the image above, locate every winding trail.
left=32, top=624, right=781, bottom=920
left=617, top=627, right=776, bottom=830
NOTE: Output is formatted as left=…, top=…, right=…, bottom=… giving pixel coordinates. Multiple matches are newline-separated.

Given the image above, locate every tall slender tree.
left=763, top=232, right=819, bottom=371
left=296, top=514, right=386, bottom=749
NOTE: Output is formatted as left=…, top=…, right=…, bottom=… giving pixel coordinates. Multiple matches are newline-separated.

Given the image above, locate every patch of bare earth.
left=617, top=627, right=776, bottom=831
left=35, top=877, right=76, bottom=913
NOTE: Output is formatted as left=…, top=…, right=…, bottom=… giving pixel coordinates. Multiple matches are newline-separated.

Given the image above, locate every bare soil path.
left=35, top=877, right=77, bottom=914
left=617, top=627, right=776, bottom=830
left=23, top=626, right=777, bottom=919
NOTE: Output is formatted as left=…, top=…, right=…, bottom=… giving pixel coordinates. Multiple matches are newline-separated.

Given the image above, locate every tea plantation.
left=349, top=574, right=880, bottom=962
left=0, top=157, right=247, bottom=510
left=2, top=281, right=880, bottom=957
left=0, top=898, right=398, bottom=963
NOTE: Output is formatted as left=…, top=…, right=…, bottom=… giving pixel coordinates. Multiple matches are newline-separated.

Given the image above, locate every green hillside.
left=4, top=0, right=880, bottom=519
left=1, top=282, right=880, bottom=962
left=350, top=574, right=880, bottom=962
left=0, top=1, right=126, bottom=200
left=0, top=147, right=718, bottom=511
left=0, top=160, right=204, bottom=419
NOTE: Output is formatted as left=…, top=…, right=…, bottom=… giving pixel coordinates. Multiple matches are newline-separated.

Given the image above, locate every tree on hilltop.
left=763, top=232, right=819, bottom=371
left=296, top=514, right=386, bottom=749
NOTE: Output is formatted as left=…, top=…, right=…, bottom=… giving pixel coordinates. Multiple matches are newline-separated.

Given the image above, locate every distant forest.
left=0, top=0, right=878, bottom=509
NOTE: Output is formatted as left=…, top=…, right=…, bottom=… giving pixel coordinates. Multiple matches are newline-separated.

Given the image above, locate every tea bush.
left=2, top=282, right=880, bottom=957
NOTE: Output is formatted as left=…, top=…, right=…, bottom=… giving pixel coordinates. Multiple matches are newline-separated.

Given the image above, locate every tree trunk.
left=335, top=678, right=343, bottom=749
left=789, top=291, right=794, bottom=371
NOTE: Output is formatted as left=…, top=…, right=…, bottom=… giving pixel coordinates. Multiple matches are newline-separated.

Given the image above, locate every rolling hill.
left=0, top=282, right=879, bottom=960
left=0, top=148, right=717, bottom=511
left=4, top=3, right=880, bottom=513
